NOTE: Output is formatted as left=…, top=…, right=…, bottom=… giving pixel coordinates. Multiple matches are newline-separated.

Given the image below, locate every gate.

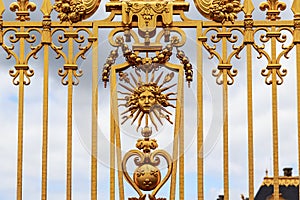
left=0, top=0, right=299, bottom=199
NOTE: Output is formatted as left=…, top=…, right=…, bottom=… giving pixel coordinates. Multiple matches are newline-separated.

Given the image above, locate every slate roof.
left=255, top=169, right=299, bottom=200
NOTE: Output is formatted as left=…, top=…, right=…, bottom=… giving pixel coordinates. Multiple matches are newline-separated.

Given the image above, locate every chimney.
left=283, top=167, right=293, bottom=177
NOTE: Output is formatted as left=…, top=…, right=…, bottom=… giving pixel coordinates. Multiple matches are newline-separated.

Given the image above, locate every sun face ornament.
left=118, top=68, right=177, bottom=132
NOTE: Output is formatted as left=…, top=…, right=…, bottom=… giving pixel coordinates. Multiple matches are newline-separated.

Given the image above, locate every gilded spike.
left=0, top=0, right=5, bottom=16
left=243, top=0, right=254, bottom=17
left=292, top=0, right=300, bottom=16
left=41, top=0, right=53, bottom=16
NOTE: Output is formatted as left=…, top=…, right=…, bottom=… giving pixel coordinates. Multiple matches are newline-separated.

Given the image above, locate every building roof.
left=255, top=169, right=299, bottom=200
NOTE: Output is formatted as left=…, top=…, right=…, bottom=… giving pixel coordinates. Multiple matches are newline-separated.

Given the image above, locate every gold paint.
left=259, top=0, right=286, bottom=21
left=0, top=0, right=298, bottom=199
left=91, top=25, right=98, bottom=200
left=262, top=176, right=300, bottom=187
left=193, top=0, right=243, bottom=23
left=294, top=3, right=300, bottom=199
left=197, top=24, right=204, bottom=200
left=53, top=0, right=101, bottom=23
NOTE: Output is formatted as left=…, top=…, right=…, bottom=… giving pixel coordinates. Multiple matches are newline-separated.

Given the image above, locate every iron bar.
left=170, top=69, right=184, bottom=200
left=91, top=26, right=98, bottom=200
left=197, top=25, right=204, bottom=200
left=246, top=44, right=254, bottom=200
left=41, top=44, right=49, bottom=200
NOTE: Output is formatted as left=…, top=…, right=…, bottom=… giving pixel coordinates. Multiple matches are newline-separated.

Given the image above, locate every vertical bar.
left=91, top=26, right=98, bottom=200
left=272, top=69, right=279, bottom=199
left=116, top=119, right=125, bottom=200
left=111, top=68, right=125, bottom=200
left=291, top=4, right=300, bottom=198
left=170, top=69, right=184, bottom=200
left=221, top=26, right=229, bottom=200
left=297, top=42, right=300, bottom=200
left=110, top=70, right=116, bottom=200
left=41, top=44, right=49, bottom=200
left=246, top=44, right=254, bottom=200
left=179, top=80, right=184, bottom=200
left=66, top=69, right=73, bottom=200
left=17, top=69, right=25, bottom=200
left=17, top=25, right=26, bottom=200
left=197, top=25, right=204, bottom=200
left=270, top=28, right=279, bottom=199
left=223, top=69, right=229, bottom=200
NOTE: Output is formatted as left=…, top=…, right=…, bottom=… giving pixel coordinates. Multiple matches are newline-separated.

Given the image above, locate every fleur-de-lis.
left=10, top=0, right=37, bottom=21
left=259, top=0, right=286, bottom=21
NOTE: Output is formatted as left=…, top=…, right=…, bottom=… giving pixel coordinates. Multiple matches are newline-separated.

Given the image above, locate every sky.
left=0, top=0, right=298, bottom=199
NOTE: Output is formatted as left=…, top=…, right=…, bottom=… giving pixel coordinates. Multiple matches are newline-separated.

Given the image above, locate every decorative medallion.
left=118, top=69, right=177, bottom=131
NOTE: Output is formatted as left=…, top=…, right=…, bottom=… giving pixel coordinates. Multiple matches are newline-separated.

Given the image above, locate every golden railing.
left=0, top=0, right=299, bottom=200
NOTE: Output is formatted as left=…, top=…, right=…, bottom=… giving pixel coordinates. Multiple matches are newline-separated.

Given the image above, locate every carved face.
left=133, top=164, right=161, bottom=191
left=138, top=90, right=156, bottom=113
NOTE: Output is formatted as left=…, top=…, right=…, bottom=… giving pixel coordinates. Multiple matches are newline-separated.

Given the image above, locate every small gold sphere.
left=133, top=164, right=161, bottom=191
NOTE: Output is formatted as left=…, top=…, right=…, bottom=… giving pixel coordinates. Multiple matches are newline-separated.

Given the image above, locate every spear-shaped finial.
left=243, top=0, right=254, bottom=17
left=292, top=0, right=300, bottom=17
left=0, top=0, right=5, bottom=17
left=41, top=0, right=53, bottom=17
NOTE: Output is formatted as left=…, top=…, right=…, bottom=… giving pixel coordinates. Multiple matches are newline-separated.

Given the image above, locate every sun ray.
left=160, top=106, right=172, bottom=115
left=131, top=109, right=142, bottom=125
left=136, top=112, right=145, bottom=131
left=130, top=72, right=138, bottom=86
left=119, top=83, right=135, bottom=93
left=152, top=109, right=163, bottom=125
left=155, top=71, right=164, bottom=84
left=150, top=70, right=155, bottom=83
left=161, top=83, right=177, bottom=92
left=121, top=107, right=138, bottom=115
left=121, top=116, right=131, bottom=125
left=118, top=91, right=132, bottom=95
left=135, top=69, right=143, bottom=85
left=149, top=112, right=158, bottom=131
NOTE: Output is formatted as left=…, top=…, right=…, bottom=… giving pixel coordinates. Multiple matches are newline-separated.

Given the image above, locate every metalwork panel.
left=0, top=0, right=299, bottom=200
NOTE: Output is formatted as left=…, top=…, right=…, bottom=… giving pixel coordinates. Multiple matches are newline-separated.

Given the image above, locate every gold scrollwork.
left=51, top=28, right=95, bottom=85
left=201, top=27, right=244, bottom=85
left=1, top=27, right=43, bottom=86
left=122, top=137, right=172, bottom=200
left=9, top=66, right=34, bottom=86
left=253, top=27, right=294, bottom=85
